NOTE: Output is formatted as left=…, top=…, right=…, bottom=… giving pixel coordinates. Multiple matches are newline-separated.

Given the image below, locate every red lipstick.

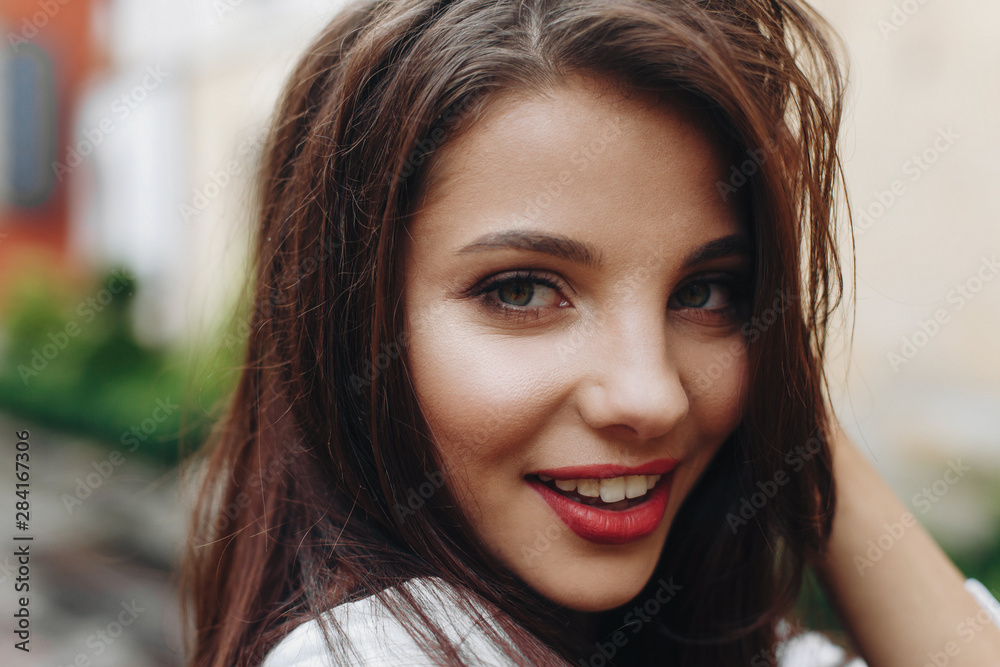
left=527, top=458, right=679, bottom=546
left=533, top=458, right=680, bottom=480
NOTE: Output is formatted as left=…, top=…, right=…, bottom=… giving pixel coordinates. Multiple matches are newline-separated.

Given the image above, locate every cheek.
left=678, top=335, right=749, bottom=441
left=659, top=335, right=747, bottom=517
left=403, top=311, right=566, bottom=496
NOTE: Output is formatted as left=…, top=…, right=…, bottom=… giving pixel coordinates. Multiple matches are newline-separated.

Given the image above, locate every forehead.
left=404, top=75, right=745, bottom=258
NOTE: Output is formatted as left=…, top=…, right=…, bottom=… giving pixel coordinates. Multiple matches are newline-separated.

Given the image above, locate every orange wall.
left=0, top=0, right=108, bottom=295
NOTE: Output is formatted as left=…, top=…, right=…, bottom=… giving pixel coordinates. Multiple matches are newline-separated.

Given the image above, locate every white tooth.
left=646, top=475, right=661, bottom=490
left=600, top=477, right=626, bottom=503
left=555, top=478, right=578, bottom=492
left=576, top=478, right=601, bottom=497
left=539, top=474, right=553, bottom=482
left=625, top=475, right=648, bottom=499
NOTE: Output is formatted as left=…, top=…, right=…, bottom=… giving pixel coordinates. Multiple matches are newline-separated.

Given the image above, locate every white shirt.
left=261, top=577, right=1000, bottom=666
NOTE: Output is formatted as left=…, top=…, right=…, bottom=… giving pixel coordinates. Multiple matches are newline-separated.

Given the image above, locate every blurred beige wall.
left=814, top=0, right=1000, bottom=547
left=811, top=2, right=1000, bottom=421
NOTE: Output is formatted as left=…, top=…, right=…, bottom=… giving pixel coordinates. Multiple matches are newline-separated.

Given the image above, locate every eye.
left=496, top=279, right=539, bottom=307
left=669, top=275, right=749, bottom=326
left=674, top=281, right=728, bottom=309
left=472, top=270, right=570, bottom=323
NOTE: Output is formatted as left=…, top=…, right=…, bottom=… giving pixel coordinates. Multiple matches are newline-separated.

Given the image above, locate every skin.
left=401, top=74, right=753, bottom=612
left=816, top=424, right=1000, bottom=666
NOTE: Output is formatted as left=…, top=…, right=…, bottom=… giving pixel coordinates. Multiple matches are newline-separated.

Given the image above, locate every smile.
left=526, top=459, right=680, bottom=546
left=536, top=474, right=661, bottom=507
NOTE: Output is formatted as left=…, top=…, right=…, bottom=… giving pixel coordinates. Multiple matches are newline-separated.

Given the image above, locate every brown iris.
left=675, top=282, right=711, bottom=308
left=497, top=280, right=534, bottom=307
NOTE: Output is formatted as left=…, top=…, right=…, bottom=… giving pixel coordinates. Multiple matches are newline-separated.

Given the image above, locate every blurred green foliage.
left=0, top=266, right=243, bottom=465
left=951, top=545, right=1000, bottom=600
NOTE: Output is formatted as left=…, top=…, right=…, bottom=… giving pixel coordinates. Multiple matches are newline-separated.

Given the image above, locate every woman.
left=180, top=1, right=1000, bottom=665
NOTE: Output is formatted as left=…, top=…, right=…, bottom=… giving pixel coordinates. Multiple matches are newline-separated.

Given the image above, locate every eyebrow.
left=454, top=229, right=751, bottom=271
left=680, top=234, right=752, bottom=268
left=455, top=230, right=604, bottom=269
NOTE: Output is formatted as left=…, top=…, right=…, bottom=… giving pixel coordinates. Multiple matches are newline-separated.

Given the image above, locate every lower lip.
left=527, top=476, right=673, bottom=546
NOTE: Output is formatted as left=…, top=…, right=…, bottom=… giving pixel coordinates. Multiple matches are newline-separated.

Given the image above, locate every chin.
left=514, top=517, right=673, bottom=613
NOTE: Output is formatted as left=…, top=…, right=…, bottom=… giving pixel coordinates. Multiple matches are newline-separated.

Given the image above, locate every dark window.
left=2, top=42, right=57, bottom=209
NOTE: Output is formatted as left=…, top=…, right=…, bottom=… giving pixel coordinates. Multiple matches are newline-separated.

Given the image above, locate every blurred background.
left=0, top=0, right=997, bottom=664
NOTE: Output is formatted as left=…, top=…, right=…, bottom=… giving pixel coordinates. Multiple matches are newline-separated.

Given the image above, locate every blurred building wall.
left=63, top=0, right=350, bottom=346
left=1, top=0, right=349, bottom=345
left=0, top=0, right=108, bottom=299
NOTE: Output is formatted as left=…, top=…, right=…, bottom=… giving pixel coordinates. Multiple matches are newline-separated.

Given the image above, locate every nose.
left=574, top=314, right=690, bottom=443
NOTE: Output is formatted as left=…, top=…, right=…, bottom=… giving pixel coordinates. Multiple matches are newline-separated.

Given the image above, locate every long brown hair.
left=180, top=1, right=848, bottom=665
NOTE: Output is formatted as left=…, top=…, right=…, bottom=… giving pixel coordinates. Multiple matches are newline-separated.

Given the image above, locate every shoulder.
left=263, top=577, right=1000, bottom=667
left=260, top=577, right=518, bottom=667
left=259, top=592, right=415, bottom=667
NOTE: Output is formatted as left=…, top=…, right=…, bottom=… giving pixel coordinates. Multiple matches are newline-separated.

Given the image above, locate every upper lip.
left=530, top=457, right=681, bottom=480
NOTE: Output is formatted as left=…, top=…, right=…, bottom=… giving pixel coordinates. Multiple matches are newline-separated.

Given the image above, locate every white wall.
left=69, top=0, right=351, bottom=345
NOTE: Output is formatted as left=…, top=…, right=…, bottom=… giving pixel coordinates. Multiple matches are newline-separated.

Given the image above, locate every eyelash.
left=470, top=269, right=751, bottom=325
left=670, top=274, right=750, bottom=325
left=472, top=270, right=567, bottom=324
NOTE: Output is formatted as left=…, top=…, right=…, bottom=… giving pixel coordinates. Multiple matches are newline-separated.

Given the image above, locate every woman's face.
left=402, top=75, right=750, bottom=612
